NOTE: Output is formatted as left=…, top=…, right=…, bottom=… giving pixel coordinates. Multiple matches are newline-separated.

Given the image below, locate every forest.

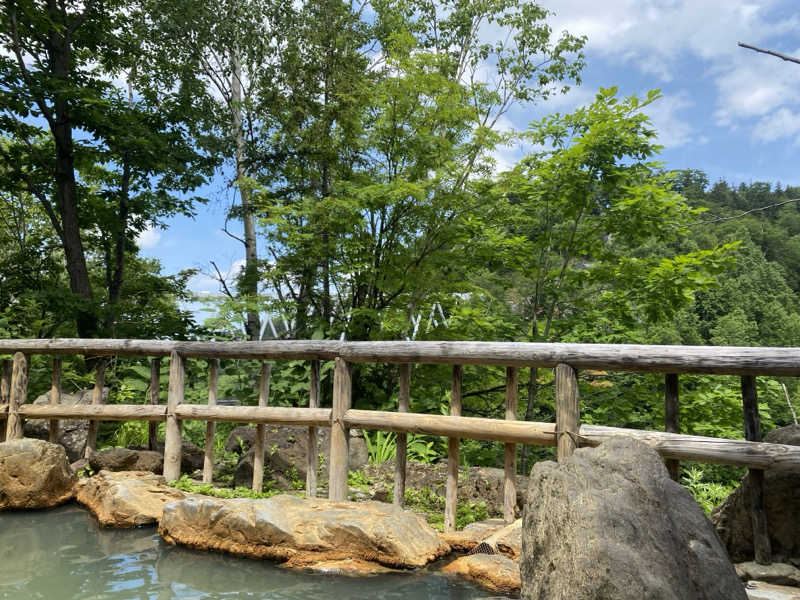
left=1, top=0, right=799, bottom=497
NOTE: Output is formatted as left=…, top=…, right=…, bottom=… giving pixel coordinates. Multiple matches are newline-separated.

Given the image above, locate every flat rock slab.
left=442, top=554, right=521, bottom=596
left=745, top=581, right=800, bottom=600
left=75, top=470, right=188, bottom=527
left=736, top=562, right=800, bottom=587
left=159, top=494, right=450, bottom=569
left=0, top=438, right=75, bottom=509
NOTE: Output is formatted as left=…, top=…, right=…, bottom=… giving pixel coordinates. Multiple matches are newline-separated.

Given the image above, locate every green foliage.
left=681, top=466, right=736, bottom=515
left=348, top=469, right=372, bottom=491
left=403, top=487, right=489, bottom=531
left=110, top=421, right=150, bottom=448
left=365, top=430, right=397, bottom=464
left=170, top=475, right=280, bottom=499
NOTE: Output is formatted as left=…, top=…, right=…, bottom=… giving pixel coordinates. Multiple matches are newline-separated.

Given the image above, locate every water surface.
left=0, top=504, right=486, bottom=599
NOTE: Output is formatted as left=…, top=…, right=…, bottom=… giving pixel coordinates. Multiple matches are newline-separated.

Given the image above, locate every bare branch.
left=209, top=261, right=236, bottom=299
left=694, top=198, right=800, bottom=225
left=738, top=42, right=800, bottom=66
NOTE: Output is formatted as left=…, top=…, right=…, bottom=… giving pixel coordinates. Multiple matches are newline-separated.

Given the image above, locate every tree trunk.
left=232, top=51, right=261, bottom=341
left=47, top=6, right=96, bottom=338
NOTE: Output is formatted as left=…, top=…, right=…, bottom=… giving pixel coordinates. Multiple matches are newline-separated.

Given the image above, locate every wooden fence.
left=2, top=339, right=800, bottom=565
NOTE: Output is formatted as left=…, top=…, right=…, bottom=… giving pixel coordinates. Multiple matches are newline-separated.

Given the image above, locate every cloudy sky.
left=141, top=0, right=800, bottom=305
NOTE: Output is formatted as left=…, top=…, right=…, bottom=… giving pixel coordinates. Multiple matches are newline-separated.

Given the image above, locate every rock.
left=75, top=470, right=188, bottom=527
left=744, top=581, right=800, bottom=600
left=711, top=425, right=800, bottom=563
left=284, top=557, right=395, bottom=576
left=23, top=388, right=108, bottom=461
left=441, top=519, right=522, bottom=558
left=136, top=440, right=203, bottom=475
left=441, top=518, right=507, bottom=552
left=735, top=562, right=800, bottom=587
left=70, top=458, right=89, bottom=475
left=442, top=554, right=521, bottom=595
left=521, top=437, right=746, bottom=600
left=231, top=425, right=367, bottom=490
left=0, top=438, right=76, bottom=509
left=89, top=448, right=163, bottom=474
left=159, top=494, right=450, bottom=568
left=363, top=461, right=529, bottom=517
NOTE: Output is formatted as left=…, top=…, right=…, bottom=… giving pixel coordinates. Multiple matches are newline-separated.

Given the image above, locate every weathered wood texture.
left=394, top=363, right=411, bottom=507
left=445, top=365, right=462, bottom=533
left=84, top=360, right=106, bottom=458
left=163, top=351, right=184, bottom=481
left=742, top=375, right=772, bottom=565
left=329, top=357, right=351, bottom=502
left=4, top=339, right=800, bottom=374
left=174, top=406, right=331, bottom=426
left=252, top=363, right=271, bottom=492
left=555, top=363, right=580, bottom=462
left=665, top=373, right=680, bottom=481
left=148, top=358, right=161, bottom=451
left=203, top=359, right=218, bottom=484
left=0, top=358, right=11, bottom=442
left=6, top=353, right=27, bottom=440
left=306, top=359, right=321, bottom=497
left=504, top=366, right=518, bottom=522
left=344, top=410, right=557, bottom=445
left=49, top=358, right=62, bottom=443
left=19, top=405, right=166, bottom=420
left=579, top=424, right=800, bottom=471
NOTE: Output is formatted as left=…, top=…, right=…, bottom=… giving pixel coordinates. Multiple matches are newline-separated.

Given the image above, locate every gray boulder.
left=711, top=425, right=800, bottom=563
left=89, top=448, right=163, bottom=474
left=0, top=438, right=76, bottom=509
left=135, top=440, right=203, bottom=475
left=521, top=437, right=746, bottom=600
left=24, top=388, right=108, bottom=461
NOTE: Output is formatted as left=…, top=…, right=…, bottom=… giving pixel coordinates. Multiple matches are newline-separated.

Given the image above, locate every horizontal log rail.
left=3, top=339, right=800, bottom=375
left=2, top=338, right=798, bottom=559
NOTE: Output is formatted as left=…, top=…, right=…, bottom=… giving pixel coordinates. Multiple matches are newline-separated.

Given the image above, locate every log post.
left=163, top=351, right=185, bottom=481
left=49, top=358, right=62, bottom=443
left=394, top=363, right=411, bottom=507
left=202, top=358, right=219, bottom=484
left=148, top=358, right=161, bottom=451
left=6, top=353, right=27, bottom=440
left=742, top=375, right=771, bottom=565
left=0, top=358, right=11, bottom=442
left=665, top=373, right=680, bottom=481
left=445, top=365, right=462, bottom=532
left=504, top=366, right=518, bottom=522
left=84, top=359, right=106, bottom=458
left=306, top=359, right=321, bottom=497
left=329, top=357, right=351, bottom=502
left=555, top=363, right=579, bottom=462
left=252, top=362, right=272, bottom=492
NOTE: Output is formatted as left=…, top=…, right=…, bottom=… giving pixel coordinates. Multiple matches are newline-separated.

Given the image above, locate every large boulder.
left=75, top=470, right=188, bottom=527
left=711, top=425, right=800, bottom=563
left=23, top=388, right=108, bottom=461
left=159, top=494, right=450, bottom=569
left=88, top=448, right=163, bottom=474
left=0, top=438, right=76, bottom=509
left=521, top=437, right=746, bottom=600
left=230, top=425, right=368, bottom=490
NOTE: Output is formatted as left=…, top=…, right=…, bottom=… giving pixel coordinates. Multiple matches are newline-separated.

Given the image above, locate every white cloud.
left=753, top=108, right=800, bottom=144
left=540, top=1, right=800, bottom=145
left=136, top=225, right=161, bottom=249
left=644, top=92, right=696, bottom=148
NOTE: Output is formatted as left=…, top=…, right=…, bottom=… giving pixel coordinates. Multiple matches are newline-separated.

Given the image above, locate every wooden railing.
left=2, top=339, right=800, bottom=565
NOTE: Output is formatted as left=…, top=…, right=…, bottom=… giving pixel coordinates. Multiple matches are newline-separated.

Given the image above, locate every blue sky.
left=139, top=0, right=800, bottom=311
